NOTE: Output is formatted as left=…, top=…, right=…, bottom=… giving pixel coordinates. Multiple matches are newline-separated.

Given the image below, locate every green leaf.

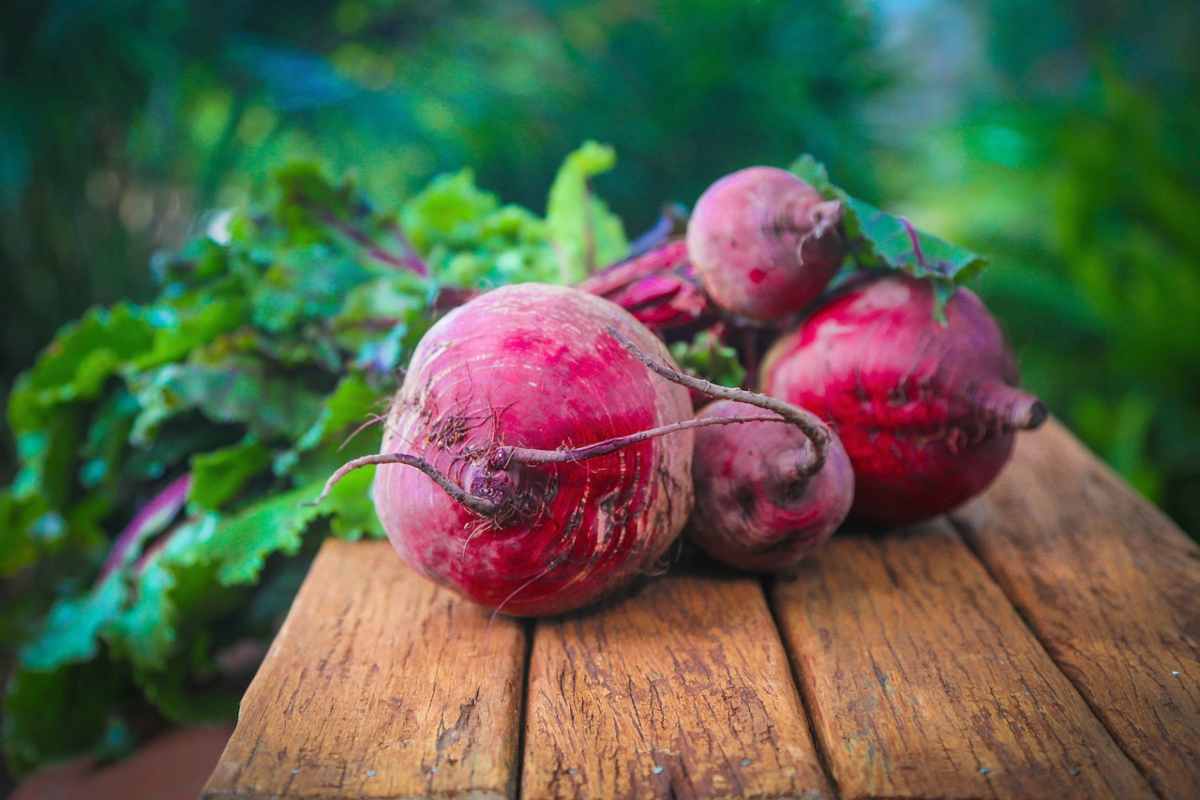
left=11, top=407, right=81, bottom=507
left=134, top=657, right=240, bottom=725
left=201, top=481, right=329, bottom=586
left=274, top=161, right=358, bottom=235
left=189, top=439, right=273, bottom=511
left=788, top=154, right=988, bottom=301
left=251, top=247, right=374, bottom=333
left=842, top=196, right=987, bottom=284
left=19, top=574, right=126, bottom=671
left=107, top=515, right=241, bottom=672
left=546, top=141, right=628, bottom=282
left=129, top=360, right=325, bottom=444
left=294, top=373, right=382, bottom=453
left=322, top=466, right=384, bottom=541
left=7, top=304, right=155, bottom=435
left=402, top=169, right=499, bottom=255
left=335, top=272, right=429, bottom=326
left=79, top=388, right=139, bottom=492
left=154, top=236, right=231, bottom=287
left=0, top=491, right=45, bottom=576
left=3, top=660, right=124, bottom=777
left=110, top=556, right=182, bottom=670
left=135, top=295, right=250, bottom=369
left=332, top=274, right=433, bottom=369
left=789, top=153, right=833, bottom=193
left=121, top=423, right=244, bottom=484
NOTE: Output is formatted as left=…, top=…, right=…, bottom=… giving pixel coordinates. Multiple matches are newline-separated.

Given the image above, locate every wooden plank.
left=522, top=574, right=832, bottom=800
left=772, top=520, right=1154, bottom=800
left=203, top=539, right=527, bottom=800
left=951, top=419, right=1200, bottom=798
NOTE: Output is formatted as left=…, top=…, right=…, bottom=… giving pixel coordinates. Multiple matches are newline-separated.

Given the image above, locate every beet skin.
left=686, top=166, right=844, bottom=321
left=761, top=275, right=1046, bottom=526
left=689, top=400, right=853, bottom=572
left=373, top=284, right=695, bottom=616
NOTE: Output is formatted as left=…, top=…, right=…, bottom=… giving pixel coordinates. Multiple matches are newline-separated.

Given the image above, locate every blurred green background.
left=1, top=0, right=1197, bottom=535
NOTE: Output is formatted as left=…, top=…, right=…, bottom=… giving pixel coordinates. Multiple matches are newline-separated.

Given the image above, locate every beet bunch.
left=327, top=161, right=1045, bottom=614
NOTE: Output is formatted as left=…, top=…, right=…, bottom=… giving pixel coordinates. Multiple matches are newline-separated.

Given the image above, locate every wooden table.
left=202, top=421, right=1200, bottom=800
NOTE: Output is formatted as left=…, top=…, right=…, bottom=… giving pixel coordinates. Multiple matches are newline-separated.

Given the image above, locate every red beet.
left=686, top=166, right=844, bottom=321
left=761, top=274, right=1046, bottom=526
left=577, top=240, right=713, bottom=331
left=352, top=284, right=697, bottom=616
left=689, top=400, right=854, bottom=572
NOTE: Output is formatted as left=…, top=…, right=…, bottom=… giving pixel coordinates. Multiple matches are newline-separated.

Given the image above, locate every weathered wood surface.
left=523, top=574, right=831, bottom=800
left=202, top=422, right=1200, bottom=799
left=771, top=519, right=1154, bottom=799
left=202, top=539, right=527, bottom=800
left=952, top=419, right=1200, bottom=798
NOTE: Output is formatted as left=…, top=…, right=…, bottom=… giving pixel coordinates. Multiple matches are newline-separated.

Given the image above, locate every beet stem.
left=899, top=217, right=928, bottom=269
left=982, top=383, right=1048, bottom=430
left=313, top=452, right=500, bottom=517
left=606, top=326, right=832, bottom=476
left=626, top=209, right=678, bottom=258
left=498, top=414, right=787, bottom=465
left=313, top=208, right=428, bottom=276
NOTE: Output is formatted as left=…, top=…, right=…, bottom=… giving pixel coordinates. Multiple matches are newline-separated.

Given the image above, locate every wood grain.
left=522, top=574, right=831, bottom=799
left=772, top=519, right=1154, bottom=800
left=951, top=419, right=1200, bottom=798
left=202, top=539, right=527, bottom=800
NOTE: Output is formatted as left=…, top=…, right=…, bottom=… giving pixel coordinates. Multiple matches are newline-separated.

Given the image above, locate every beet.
left=760, top=274, right=1046, bottom=526
left=686, top=166, right=844, bottom=321
left=577, top=240, right=713, bottom=332
left=689, top=400, right=854, bottom=572
left=357, top=284, right=697, bottom=616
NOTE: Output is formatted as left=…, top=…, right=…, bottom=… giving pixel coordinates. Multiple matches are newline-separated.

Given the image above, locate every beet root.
left=761, top=274, right=1046, bottom=526
left=360, top=284, right=698, bottom=616
left=686, top=166, right=844, bottom=321
left=689, top=400, right=854, bottom=572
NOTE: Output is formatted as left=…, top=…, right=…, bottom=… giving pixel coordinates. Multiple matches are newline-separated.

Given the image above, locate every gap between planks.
left=768, top=517, right=1152, bottom=799
left=204, top=419, right=1196, bottom=800
left=948, top=419, right=1200, bottom=799
left=521, top=571, right=833, bottom=799
left=947, top=516, right=1168, bottom=800
left=203, top=540, right=528, bottom=800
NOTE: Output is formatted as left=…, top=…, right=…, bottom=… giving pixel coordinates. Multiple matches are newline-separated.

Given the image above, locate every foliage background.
left=1, top=0, right=1196, bottom=533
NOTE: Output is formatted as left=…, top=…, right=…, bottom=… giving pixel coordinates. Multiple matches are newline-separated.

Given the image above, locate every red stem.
left=606, top=327, right=832, bottom=476
left=319, top=211, right=428, bottom=276
left=496, top=414, right=784, bottom=465
left=315, top=414, right=791, bottom=515
left=98, top=473, right=192, bottom=583
left=314, top=453, right=499, bottom=516
left=900, top=217, right=928, bottom=270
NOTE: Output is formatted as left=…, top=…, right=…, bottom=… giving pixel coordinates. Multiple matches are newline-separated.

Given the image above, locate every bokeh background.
left=1, top=0, right=1197, bottom=535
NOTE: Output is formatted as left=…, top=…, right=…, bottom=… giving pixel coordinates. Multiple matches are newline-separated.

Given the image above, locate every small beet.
left=761, top=274, right=1046, bottom=526
left=689, top=400, right=853, bottom=572
left=686, top=166, right=844, bottom=321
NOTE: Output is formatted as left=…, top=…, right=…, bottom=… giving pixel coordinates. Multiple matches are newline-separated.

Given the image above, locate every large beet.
left=761, top=275, right=1046, bottom=526
left=370, top=284, right=696, bottom=616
